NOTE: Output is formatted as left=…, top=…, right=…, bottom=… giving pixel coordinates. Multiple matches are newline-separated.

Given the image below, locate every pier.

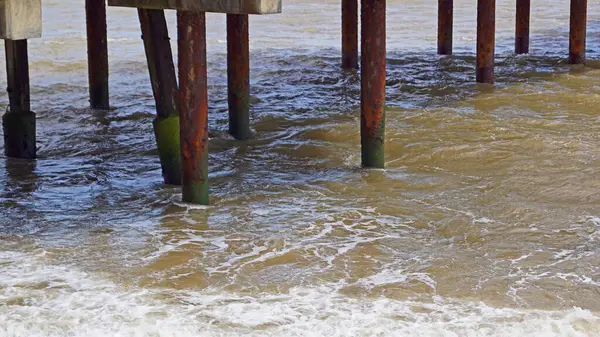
left=1, top=0, right=592, bottom=204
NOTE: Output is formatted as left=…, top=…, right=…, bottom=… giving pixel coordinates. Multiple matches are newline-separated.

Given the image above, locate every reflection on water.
left=1, top=0, right=600, bottom=336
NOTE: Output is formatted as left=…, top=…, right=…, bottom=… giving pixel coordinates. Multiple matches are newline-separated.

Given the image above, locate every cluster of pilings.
left=1, top=0, right=591, bottom=205
left=432, top=0, right=588, bottom=83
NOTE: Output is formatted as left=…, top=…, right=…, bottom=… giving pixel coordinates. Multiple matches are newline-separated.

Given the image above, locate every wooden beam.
left=476, top=0, right=495, bottom=84
left=342, top=0, right=359, bottom=69
left=569, top=0, right=587, bottom=64
left=86, top=0, right=110, bottom=109
left=139, top=8, right=182, bottom=185
left=227, top=14, right=251, bottom=140
left=438, top=0, right=453, bottom=55
left=108, top=0, right=281, bottom=14
left=515, top=0, right=530, bottom=54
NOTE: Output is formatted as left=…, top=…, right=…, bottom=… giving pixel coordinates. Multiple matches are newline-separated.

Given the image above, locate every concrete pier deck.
left=0, top=0, right=42, bottom=40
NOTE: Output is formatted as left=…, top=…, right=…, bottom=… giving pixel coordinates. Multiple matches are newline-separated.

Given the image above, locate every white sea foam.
left=355, top=268, right=437, bottom=291
left=1, top=250, right=599, bottom=337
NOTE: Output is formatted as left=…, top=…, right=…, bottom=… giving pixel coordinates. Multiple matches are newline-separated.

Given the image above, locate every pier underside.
left=107, top=0, right=282, bottom=14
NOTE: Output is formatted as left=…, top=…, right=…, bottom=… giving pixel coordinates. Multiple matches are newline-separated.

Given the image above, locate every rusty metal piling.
left=438, top=0, right=453, bottom=55
left=515, top=0, right=530, bottom=54
left=178, top=11, right=210, bottom=204
left=86, top=0, right=110, bottom=109
left=476, top=0, right=496, bottom=84
left=139, top=9, right=182, bottom=184
left=361, top=0, right=386, bottom=168
left=342, top=0, right=359, bottom=69
left=227, top=14, right=251, bottom=140
left=2, top=40, right=36, bottom=159
left=569, top=0, right=587, bottom=64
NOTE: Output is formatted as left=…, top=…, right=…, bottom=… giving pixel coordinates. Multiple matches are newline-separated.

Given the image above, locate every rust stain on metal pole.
left=178, top=11, right=209, bottom=204
left=227, top=14, right=251, bottom=140
left=342, top=0, right=359, bottom=69
left=361, top=0, right=386, bottom=168
left=3, top=39, right=36, bottom=159
left=515, top=0, right=530, bottom=54
left=86, top=0, right=110, bottom=109
left=569, top=0, right=587, bottom=64
left=476, top=0, right=495, bottom=84
left=438, top=0, right=453, bottom=55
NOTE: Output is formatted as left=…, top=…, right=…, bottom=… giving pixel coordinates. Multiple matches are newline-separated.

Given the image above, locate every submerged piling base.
left=360, top=0, right=386, bottom=168
left=153, top=116, right=181, bottom=184
left=178, top=11, right=210, bottom=205
left=3, top=111, right=36, bottom=158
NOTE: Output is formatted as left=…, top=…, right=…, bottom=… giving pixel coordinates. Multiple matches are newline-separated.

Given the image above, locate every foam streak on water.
left=1, top=0, right=600, bottom=335
left=1, top=250, right=599, bottom=337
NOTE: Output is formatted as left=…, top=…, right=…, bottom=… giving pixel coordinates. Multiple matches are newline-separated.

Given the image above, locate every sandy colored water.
left=0, top=0, right=599, bottom=335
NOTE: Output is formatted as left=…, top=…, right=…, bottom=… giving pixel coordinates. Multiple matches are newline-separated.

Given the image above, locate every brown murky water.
left=1, top=0, right=599, bottom=335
